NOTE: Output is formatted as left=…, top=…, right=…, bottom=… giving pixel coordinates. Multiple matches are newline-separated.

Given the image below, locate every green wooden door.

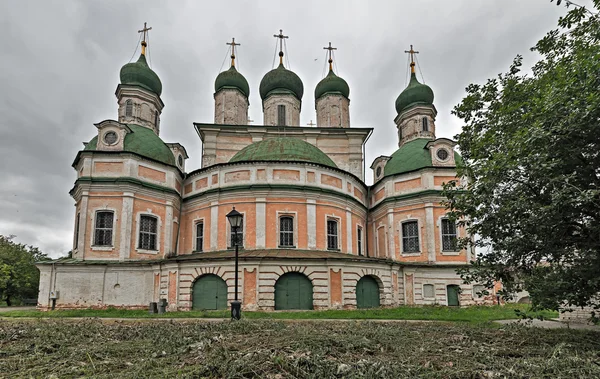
left=356, top=276, right=380, bottom=309
left=447, top=285, right=460, bottom=306
left=275, top=273, right=313, bottom=310
left=192, top=274, right=228, bottom=310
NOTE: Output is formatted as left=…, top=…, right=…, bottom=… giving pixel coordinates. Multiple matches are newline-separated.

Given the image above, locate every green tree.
left=0, top=235, right=48, bottom=306
left=444, top=2, right=600, bottom=313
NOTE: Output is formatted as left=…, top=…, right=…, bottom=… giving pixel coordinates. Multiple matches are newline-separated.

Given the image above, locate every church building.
left=37, top=26, right=489, bottom=311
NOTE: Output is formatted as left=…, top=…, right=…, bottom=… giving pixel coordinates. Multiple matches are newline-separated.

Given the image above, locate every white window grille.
left=94, top=211, right=114, bottom=246
left=402, top=221, right=419, bottom=252
left=441, top=219, right=458, bottom=251
left=279, top=216, right=294, bottom=247
left=138, top=215, right=158, bottom=250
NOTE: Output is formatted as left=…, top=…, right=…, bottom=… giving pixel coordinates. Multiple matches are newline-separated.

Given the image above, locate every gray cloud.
left=0, top=0, right=584, bottom=257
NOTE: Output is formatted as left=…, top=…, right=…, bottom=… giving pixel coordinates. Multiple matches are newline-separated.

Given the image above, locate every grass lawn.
left=0, top=304, right=557, bottom=322
left=1, top=319, right=599, bottom=378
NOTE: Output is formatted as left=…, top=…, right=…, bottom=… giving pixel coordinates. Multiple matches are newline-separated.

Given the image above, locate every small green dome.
left=120, top=54, right=162, bottom=96
left=383, top=138, right=462, bottom=177
left=215, top=66, right=250, bottom=97
left=85, top=124, right=175, bottom=166
left=230, top=137, right=337, bottom=168
left=259, top=63, right=304, bottom=100
left=395, top=73, right=434, bottom=115
left=315, top=69, right=350, bottom=100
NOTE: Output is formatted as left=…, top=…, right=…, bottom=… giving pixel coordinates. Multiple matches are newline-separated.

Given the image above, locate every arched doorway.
left=274, top=272, right=313, bottom=310
left=447, top=285, right=461, bottom=306
left=356, top=276, right=381, bottom=309
left=192, top=274, right=228, bottom=310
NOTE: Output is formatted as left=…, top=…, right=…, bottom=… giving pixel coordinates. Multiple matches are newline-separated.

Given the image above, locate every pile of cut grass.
left=0, top=304, right=557, bottom=322
left=1, top=319, right=598, bottom=378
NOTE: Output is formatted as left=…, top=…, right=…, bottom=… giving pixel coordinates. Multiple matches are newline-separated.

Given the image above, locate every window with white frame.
left=229, top=218, right=244, bottom=248
left=195, top=222, right=204, bottom=252
left=138, top=215, right=158, bottom=250
left=279, top=216, right=294, bottom=247
left=327, top=219, right=339, bottom=250
left=125, top=100, right=133, bottom=117
left=94, top=211, right=114, bottom=246
left=423, top=284, right=435, bottom=299
left=441, top=218, right=458, bottom=251
left=402, top=221, right=419, bottom=253
left=357, top=226, right=363, bottom=256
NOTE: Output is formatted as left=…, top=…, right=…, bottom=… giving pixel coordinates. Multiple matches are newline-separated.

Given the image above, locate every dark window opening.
left=196, top=222, right=204, bottom=252
left=402, top=221, right=420, bottom=253
left=139, top=215, right=158, bottom=250
left=422, top=117, right=429, bottom=131
left=441, top=219, right=458, bottom=251
left=279, top=216, right=294, bottom=247
left=94, top=211, right=114, bottom=246
left=357, top=227, right=363, bottom=256
left=327, top=219, right=339, bottom=250
left=277, top=104, right=286, bottom=126
left=125, top=100, right=133, bottom=117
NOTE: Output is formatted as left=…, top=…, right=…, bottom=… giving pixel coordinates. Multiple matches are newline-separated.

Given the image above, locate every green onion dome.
left=315, top=69, right=350, bottom=100
left=259, top=63, right=304, bottom=100
left=215, top=66, right=250, bottom=97
left=230, top=137, right=337, bottom=168
left=395, top=72, right=434, bottom=115
left=85, top=124, right=175, bottom=166
left=120, top=54, right=162, bottom=96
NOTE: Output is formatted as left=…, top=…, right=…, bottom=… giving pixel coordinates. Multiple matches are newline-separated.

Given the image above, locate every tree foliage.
left=0, top=235, right=48, bottom=306
left=444, top=2, right=600, bottom=312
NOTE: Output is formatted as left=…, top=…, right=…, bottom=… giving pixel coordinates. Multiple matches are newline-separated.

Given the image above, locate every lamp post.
left=226, top=207, right=243, bottom=320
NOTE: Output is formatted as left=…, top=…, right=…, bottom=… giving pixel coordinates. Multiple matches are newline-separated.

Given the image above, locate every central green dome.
left=120, top=54, right=162, bottom=96
left=315, top=69, right=350, bottom=100
left=215, top=66, right=250, bottom=97
left=395, top=72, right=434, bottom=115
left=259, top=63, right=304, bottom=100
left=230, top=137, right=336, bottom=168
left=84, top=124, right=175, bottom=166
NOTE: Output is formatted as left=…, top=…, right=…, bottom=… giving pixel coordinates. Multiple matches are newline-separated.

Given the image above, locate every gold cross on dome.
left=404, top=44, right=419, bottom=73
left=226, top=38, right=241, bottom=67
left=323, top=42, right=337, bottom=71
left=273, top=29, right=289, bottom=64
left=138, top=22, right=152, bottom=55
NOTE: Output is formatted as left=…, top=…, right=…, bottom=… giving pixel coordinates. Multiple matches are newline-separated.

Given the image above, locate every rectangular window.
left=402, top=221, right=420, bottom=253
left=230, top=219, right=244, bottom=248
left=422, top=117, right=429, bottom=132
left=139, top=215, right=158, bottom=250
left=195, top=222, right=204, bottom=252
left=74, top=212, right=80, bottom=249
left=277, top=104, right=286, bottom=126
left=357, top=227, right=363, bottom=256
left=279, top=216, right=294, bottom=247
left=327, top=219, right=339, bottom=250
left=423, top=284, right=435, bottom=299
left=94, top=211, right=114, bottom=246
left=441, top=219, right=458, bottom=251
left=125, top=100, right=133, bottom=117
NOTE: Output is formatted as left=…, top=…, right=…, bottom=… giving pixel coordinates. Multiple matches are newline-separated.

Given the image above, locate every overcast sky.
left=0, top=0, right=587, bottom=257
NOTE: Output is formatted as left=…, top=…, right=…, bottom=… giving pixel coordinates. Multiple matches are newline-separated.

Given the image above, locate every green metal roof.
left=85, top=124, right=176, bottom=166
left=395, top=73, right=434, bottom=115
left=383, top=138, right=462, bottom=176
left=259, top=63, right=304, bottom=100
left=229, top=137, right=337, bottom=168
left=215, top=65, right=250, bottom=97
left=120, top=54, right=162, bottom=96
left=315, top=69, right=350, bottom=100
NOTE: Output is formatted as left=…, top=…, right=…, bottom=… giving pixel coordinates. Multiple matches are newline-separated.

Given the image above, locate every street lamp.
left=226, top=207, right=243, bottom=320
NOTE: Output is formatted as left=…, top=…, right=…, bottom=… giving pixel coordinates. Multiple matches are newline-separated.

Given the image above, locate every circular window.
left=178, top=155, right=184, bottom=167
left=376, top=166, right=382, bottom=178
left=103, top=131, right=118, bottom=145
left=436, top=148, right=449, bottom=161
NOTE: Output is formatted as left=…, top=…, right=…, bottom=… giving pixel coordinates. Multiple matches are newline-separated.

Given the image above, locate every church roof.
left=384, top=138, right=462, bottom=177
left=215, top=66, right=250, bottom=97
left=315, top=69, right=350, bottom=100
left=229, top=137, right=337, bottom=168
left=120, top=54, right=162, bottom=96
left=85, top=124, right=175, bottom=166
left=395, top=72, right=434, bottom=115
left=259, top=63, right=304, bottom=100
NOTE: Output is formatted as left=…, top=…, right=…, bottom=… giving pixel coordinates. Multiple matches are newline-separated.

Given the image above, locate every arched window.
left=279, top=216, right=294, bottom=247
left=422, top=117, right=429, bottom=132
left=125, top=100, right=133, bottom=117
left=327, top=219, right=339, bottom=250
left=138, top=215, right=158, bottom=250
left=277, top=104, right=286, bottom=126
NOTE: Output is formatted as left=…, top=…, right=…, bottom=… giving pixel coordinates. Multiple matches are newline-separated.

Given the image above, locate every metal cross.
left=226, top=38, right=240, bottom=66
left=323, top=42, right=337, bottom=70
left=274, top=29, right=288, bottom=64
left=307, top=120, right=316, bottom=127
left=138, top=22, right=152, bottom=55
left=404, top=45, right=419, bottom=73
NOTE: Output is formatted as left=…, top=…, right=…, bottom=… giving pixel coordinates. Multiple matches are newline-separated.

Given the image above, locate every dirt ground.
left=1, top=319, right=599, bottom=378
